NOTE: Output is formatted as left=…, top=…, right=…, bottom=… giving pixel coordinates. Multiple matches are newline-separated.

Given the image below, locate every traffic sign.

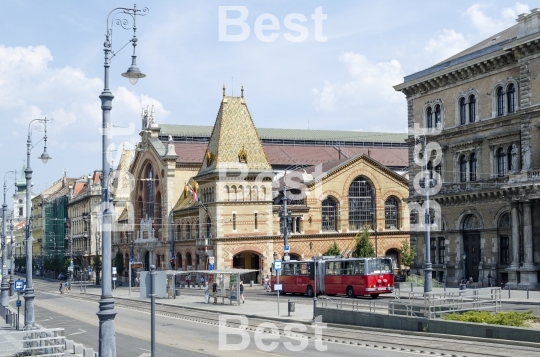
left=112, top=267, right=117, bottom=274
left=274, top=284, right=282, bottom=291
left=274, top=261, right=282, bottom=271
left=209, top=256, right=215, bottom=265
left=130, top=257, right=134, bottom=263
left=208, top=264, right=215, bottom=270
left=284, top=245, right=290, bottom=253
left=14, top=280, right=25, bottom=291
left=15, top=300, right=21, bottom=307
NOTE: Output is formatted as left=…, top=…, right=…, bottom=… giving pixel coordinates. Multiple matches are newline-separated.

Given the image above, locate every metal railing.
left=0, top=305, right=19, bottom=329
left=0, top=328, right=65, bottom=356
left=318, top=296, right=382, bottom=314
left=388, top=287, right=502, bottom=320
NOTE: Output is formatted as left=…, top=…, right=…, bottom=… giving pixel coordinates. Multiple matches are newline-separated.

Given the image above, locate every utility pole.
left=280, top=172, right=291, bottom=261
left=421, top=135, right=433, bottom=294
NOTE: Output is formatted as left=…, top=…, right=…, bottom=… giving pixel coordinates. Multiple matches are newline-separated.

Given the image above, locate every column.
left=523, top=201, right=533, bottom=268
left=510, top=202, right=520, bottom=268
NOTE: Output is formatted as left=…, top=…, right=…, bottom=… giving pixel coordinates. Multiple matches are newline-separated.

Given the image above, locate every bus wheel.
left=307, top=285, right=314, bottom=297
left=346, top=286, right=355, bottom=298
left=370, top=294, right=379, bottom=299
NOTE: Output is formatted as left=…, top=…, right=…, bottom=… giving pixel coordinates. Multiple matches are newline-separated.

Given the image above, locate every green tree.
left=324, top=240, right=341, bottom=256
left=399, top=240, right=415, bottom=269
left=92, top=255, right=102, bottom=285
left=352, top=225, right=375, bottom=258
left=114, top=251, right=125, bottom=276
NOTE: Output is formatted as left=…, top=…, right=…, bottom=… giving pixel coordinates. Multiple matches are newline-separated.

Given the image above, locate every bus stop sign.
left=274, top=261, right=282, bottom=271
left=14, top=280, right=25, bottom=292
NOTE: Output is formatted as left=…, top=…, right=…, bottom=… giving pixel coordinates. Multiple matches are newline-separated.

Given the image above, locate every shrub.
left=443, top=310, right=538, bottom=327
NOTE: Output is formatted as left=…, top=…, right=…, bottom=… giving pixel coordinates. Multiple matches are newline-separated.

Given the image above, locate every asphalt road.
left=15, top=278, right=540, bottom=357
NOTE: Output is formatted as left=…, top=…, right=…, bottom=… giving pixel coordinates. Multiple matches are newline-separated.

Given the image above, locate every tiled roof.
left=170, top=142, right=407, bottom=167
left=159, top=124, right=407, bottom=145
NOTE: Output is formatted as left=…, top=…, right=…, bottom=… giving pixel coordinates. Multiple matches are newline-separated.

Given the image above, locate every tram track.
left=33, top=280, right=540, bottom=357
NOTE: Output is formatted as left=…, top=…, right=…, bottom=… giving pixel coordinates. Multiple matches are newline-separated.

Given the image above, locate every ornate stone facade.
left=395, top=10, right=540, bottom=288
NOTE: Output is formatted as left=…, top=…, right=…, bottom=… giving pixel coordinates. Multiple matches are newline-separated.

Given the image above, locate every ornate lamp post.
left=24, top=117, right=53, bottom=330
left=462, top=253, right=467, bottom=282
left=98, top=6, right=148, bottom=356
left=2, top=171, right=17, bottom=308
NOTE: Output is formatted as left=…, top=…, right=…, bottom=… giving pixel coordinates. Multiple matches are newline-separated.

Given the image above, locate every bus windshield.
left=366, top=258, right=392, bottom=274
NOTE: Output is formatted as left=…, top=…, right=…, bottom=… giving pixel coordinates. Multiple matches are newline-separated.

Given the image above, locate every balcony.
left=196, top=238, right=212, bottom=246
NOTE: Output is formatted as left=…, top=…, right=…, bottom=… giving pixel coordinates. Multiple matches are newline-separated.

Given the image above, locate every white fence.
left=0, top=328, right=65, bottom=356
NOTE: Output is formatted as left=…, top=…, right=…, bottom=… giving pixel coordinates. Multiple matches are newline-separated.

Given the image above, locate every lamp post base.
left=97, top=297, right=117, bottom=357
left=1, top=280, right=9, bottom=307
left=23, top=289, right=35, bottom=330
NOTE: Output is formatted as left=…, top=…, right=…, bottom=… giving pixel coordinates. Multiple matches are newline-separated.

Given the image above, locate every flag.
left=188, top=184, right=199, bottom=203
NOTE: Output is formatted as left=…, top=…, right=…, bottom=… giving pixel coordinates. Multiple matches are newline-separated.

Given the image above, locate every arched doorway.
left=176, top=252, right=182, bottom=270
left=144, top=251, right=150, bottom=271
left=462, top=214, right=481, bottom=282
left=233, top=251, right=260, bottom=284
left=186, top=252, right=192, bottom=270
left=385, top=249, right=400, bottom=272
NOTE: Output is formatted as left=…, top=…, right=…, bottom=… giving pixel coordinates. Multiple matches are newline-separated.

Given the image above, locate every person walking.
left=240, top=281, right=245, bottom=304
left=59, top=282, right=63, bottom=294
left=200, top=275, right=205, bottom=289
left=186, top=273, right=191, bottom=288
left=212, top=280, right=218, bottom=304
left=264, top=275, right=270, bottom=292
left=204, top=282, right=209, bottom=304
left=64, top=281, right=70, bottom=294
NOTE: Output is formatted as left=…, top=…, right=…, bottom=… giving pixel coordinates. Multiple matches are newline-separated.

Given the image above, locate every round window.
left=18, top=199, right=23, bottom=204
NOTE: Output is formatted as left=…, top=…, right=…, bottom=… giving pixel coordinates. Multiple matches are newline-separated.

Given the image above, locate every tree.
left=399, top=240, right=415, bottom=270
left=92, top=255, right=102, bottom=285
left=324, top=240, right=341, bottom=256
left=352, top=225, right=375, bottom=258
left=114, top=251, right=125, bottom=276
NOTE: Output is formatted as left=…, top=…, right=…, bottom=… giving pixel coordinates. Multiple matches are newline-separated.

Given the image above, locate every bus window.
left=283, top=263, right=293, bottom=276
left=342, top=261, right=353, bottom=275
left=300, top=263, right=308, bottom=275
left=326, top=261, right=335, bottom=275
left=357, top=260, right=364, bottom=275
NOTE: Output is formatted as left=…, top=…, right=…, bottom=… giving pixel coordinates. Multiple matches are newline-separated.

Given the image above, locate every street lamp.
left=24, top=117, right=53, bottom=330
left=462, top=253, right=466, bottom=282
left=2, top=170, right=17, bottom=308
left=98, top=6, right=148, bottom=356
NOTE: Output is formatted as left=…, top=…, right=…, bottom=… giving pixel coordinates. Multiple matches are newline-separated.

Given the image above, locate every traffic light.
left=170, top=259, right=175, bottom=269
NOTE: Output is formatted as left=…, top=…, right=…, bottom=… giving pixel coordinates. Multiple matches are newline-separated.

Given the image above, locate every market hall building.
left=114, top=88, right=410, bottom=284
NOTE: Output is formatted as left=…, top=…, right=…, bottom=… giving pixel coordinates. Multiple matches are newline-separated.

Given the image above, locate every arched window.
left=463, top=214, right=481, bottom=230
left=469, top=153, right=477, bottom=181
left=186, top=223, right=191, bottom=240
left=459, top=98, right=466, bottom=125
left=410, top=209, right=418, bottom=225
left=206, top=216, right=211, bottom=238
left=459, top=155, right=467, bottom=182
left=384, top=197, right=399, bottom=229
left=497, top=148, right=506, bottom=177
left=498, top=212, right=510, bottom=265
left=434, top=105, right=441, bottom=128
left=426, top=107, right=433, bottom=129
left=322, top=197, right=338, bottom=231
left=348, top=177, right=375, bottom=230
left=468, top=95, right=476, bottom=123
left=176, top=224, right=182, bottom=241
left=195, top=220, right=200, bottom=239
left=507, top=145, right=513, bottom=172
left=156, top=192, right=162, bottom=228
left=497, top=87, right=504, bottom=116
left=507, top=83, right=515, bottom=114
left=146, top=165, right=154, bottom=218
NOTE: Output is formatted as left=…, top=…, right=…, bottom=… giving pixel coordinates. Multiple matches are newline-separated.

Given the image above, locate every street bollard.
left=150, top=265, right=156, bottom=357
left=527, top=286, right=529, bottom=299
left=313, top=297, right=317, bottom=321
left=444, top=283, right=446, bottom=292
left=508, top=285, right=510, bottom=299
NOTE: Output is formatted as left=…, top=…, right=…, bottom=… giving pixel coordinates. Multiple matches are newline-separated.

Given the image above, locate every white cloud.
left=424, top=29, right=470, bottom=63
left=314, top=52, right=403, bottom=112
left=465, top=2, right=530, bottom=37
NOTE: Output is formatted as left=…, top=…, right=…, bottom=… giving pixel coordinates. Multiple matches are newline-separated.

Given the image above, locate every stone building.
left=394, top=10, right=540, bottom=288
left=114, top=88, right=410, bottom=284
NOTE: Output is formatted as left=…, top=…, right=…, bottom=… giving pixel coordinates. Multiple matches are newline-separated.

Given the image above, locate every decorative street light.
left=2, top=170, right=17, bottom=308
left=24, top=117, right=53, bottom=330
left=98, top=6, right=148, bottom=356
left=462, top=253, right=467, bottom=282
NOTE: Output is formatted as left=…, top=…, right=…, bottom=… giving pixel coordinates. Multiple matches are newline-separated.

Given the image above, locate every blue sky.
left=0, top=1, right=531, bottom=196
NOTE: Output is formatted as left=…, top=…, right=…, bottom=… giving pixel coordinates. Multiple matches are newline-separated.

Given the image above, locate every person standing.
left=240, top=281, right=245, bottom=304
left=200, top=275, right=205, bottom=289
left=204, top=282, right=209, bottom=304
left=59, top=282, right=63, bottom=294
left=186, top=273, right=191, bottom=287
left=212, top=280, right=218, bottom=304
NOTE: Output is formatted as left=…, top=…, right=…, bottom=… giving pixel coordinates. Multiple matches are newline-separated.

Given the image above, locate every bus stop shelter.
left=166, top=268, right=258, bottom=305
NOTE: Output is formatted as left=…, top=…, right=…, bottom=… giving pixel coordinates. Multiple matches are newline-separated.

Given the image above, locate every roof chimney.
left=518, top=8, right=540, bottom=39
left=69, top=185, right=73, bottom=199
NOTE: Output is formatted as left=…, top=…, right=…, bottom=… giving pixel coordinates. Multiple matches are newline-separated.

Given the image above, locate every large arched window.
left=459, top=98, right=466, bottom=125
left=507, top=145, right=514, bottom=172
left=497, top=148, right=506, bottom=177
left=468, top=95, right=476, bottom=123
left=507, top=83, right=515, bottom=114
left=426, top=107, right=433, bottom=129
left=176, top=224, right=182, bottom=241
left=146, top=165, right=154, bottom=219
left=156, top=192, right=162, bottom=228
left=498, top=212, right=510, bottom=265
left=186, top=223, right=191, bottom=240
left=463, top=214, right=481, bottom=230
left=497, top=87, right=504, bottom=116
left=459, top=155, right=467, bottom=182
left=195, top=220, right=200, bottom=239
left=206, top=216, right=212, bottom=238
left=434, top=105, right=441, bottom=128
left=384, top=197, right=399, bottom=229
left=322, top=197, right=338, bottom=231
left=348, top=177, right=375, bottom=230
left=469, top=153, right=477, bottom=181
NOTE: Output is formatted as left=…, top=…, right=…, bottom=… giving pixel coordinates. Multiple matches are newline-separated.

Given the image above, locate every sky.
left=0, top=0, right=531, bottom=198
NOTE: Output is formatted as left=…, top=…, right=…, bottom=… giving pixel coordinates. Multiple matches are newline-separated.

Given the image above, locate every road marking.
left=68, top=328, right=86, bottom=336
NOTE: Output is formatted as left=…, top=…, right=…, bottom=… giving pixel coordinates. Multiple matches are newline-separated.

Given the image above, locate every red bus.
left=271, top=257, right=394, bottom=299
left=321, top=257, right=394, bottom=298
